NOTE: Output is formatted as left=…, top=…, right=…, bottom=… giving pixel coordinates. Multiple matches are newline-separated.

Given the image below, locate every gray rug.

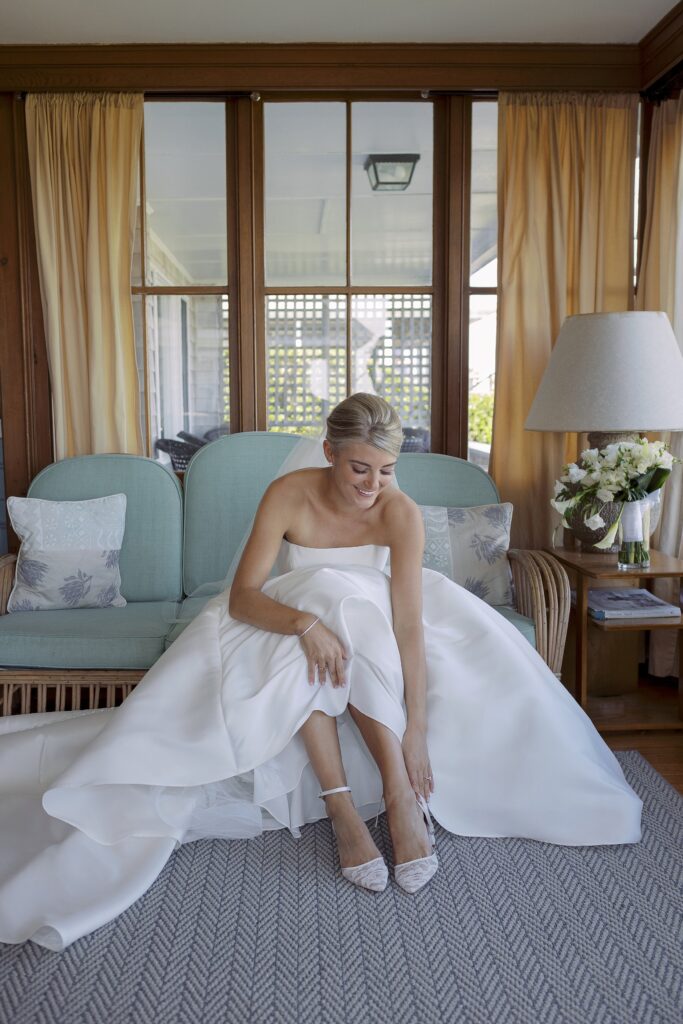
left=0, top=751, right=681, bottom=1024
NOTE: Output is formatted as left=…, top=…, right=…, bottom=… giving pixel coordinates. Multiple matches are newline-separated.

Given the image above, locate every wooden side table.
left=547, top=548, right=683, bottom=731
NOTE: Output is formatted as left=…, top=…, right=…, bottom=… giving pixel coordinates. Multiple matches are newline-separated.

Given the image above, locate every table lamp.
left=525, top=311, right=683, bottom=447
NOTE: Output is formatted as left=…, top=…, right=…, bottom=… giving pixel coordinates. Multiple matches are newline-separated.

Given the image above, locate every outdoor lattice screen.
left=266, top=294, right=432, bottom=437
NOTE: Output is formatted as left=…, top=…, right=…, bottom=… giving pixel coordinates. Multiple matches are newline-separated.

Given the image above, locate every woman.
left=228, top=393, right=438, bottom=894
left=0, top=394, right=642, bottom=949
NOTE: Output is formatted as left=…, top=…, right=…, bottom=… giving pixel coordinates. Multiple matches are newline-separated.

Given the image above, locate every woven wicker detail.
left=0, top=670, right=144, bottom=716
left=0, top=555, right=17, bottom=616
left=508, top=550, right=571, bottom=677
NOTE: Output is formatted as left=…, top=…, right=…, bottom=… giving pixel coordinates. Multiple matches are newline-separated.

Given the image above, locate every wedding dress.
left=0, top=538, right=642, bottom=950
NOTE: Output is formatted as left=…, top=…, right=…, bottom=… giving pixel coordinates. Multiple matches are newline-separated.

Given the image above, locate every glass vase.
left=617, top=499, right=651, bottom=570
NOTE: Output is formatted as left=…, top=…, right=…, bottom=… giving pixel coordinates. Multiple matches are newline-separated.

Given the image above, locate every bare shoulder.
left=381, top=488, right=424, bottom=541
left=263, top=467, right=323, bottom=503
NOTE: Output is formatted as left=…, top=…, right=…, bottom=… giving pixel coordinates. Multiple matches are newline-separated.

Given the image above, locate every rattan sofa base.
left=0, top=670, right=145, bottom=716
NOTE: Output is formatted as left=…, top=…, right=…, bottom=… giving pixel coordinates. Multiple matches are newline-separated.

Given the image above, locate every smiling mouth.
left=355, top=487, right=376, bottom=498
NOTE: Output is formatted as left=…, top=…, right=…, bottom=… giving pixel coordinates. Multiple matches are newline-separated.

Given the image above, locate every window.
left=468, top=101, right=498, bottom=471
left=264, top=101, right=433, bottom=446
left=133, top=95, right=493, bottom=465
left=133, top=102, right=229, bottom=462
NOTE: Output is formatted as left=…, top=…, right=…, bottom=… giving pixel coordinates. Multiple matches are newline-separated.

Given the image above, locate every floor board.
left=605, top=730, right=683, bottom=794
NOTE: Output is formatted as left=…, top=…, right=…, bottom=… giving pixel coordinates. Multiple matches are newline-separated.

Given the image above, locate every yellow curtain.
left=25, top=92, right=144, bottom=458
left=636, top=94, right=683, bottom=676
left=489, top=92, right=638, bottom=549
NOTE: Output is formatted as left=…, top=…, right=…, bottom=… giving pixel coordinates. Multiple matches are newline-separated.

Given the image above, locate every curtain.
left=636, top=94, right=683, bottom=676
left=25, top=92, right=144, bottom=459
left=489, top=92, right=639, bottom=550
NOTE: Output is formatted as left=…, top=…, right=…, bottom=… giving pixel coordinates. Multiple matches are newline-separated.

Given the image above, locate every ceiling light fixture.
left=364, top=154, right=420, bottom=192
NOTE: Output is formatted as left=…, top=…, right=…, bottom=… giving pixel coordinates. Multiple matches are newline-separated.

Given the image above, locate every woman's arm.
left=386, top=497, right=433, bottom=800
left=228, top=479, right=347, bottom=687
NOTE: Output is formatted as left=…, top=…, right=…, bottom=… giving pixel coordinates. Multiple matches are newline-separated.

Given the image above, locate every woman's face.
left=324, top=440, right=397, bottom=508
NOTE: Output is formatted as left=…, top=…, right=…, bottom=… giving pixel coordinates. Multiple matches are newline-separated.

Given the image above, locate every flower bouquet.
left=551, top=439, right=677, bottom=567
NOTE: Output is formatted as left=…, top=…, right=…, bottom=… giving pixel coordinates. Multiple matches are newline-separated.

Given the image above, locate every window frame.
left=132, top=90, right=484, bottom=458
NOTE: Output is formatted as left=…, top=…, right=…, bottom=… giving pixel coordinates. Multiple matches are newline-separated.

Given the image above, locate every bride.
left=0, top=393, right=642, bottom=949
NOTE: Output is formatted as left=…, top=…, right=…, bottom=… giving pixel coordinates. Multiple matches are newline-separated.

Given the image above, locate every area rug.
left=0, top=751, right=681, bottom=1024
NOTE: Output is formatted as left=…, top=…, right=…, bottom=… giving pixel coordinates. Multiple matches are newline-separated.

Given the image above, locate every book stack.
left=585, top=588, right=681, bottom=621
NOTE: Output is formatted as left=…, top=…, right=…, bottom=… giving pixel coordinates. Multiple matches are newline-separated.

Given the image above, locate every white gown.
left=0, top=541, right=642, bottom=950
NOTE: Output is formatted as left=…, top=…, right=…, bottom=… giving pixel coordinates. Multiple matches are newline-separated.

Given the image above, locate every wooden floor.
left=605, top=730, right=683, bottom=794
left=590, top=675, right=683, bottom=794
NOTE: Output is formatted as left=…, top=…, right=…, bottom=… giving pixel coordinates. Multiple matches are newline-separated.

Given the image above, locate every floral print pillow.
left=6, top=494, right=127, bottom=612
left=419, top=503, right=513, bottom=606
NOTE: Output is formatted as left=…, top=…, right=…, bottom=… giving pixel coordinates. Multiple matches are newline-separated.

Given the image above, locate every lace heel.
left=319, top=786, right=388, bottom=892
left=394, top=793, right=439, bottom=895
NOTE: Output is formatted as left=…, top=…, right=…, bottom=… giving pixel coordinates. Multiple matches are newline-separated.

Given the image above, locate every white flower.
left=551, top=498, right=572, bottom=516
left=567, top=464, right=587, bottom=484
left=660, top=451, right=674, bottom=470
left=553, top=480, right=565, bottom=497
left=596, top=487, right=614, bottom=503
left=584, top=513, right=606, bottom=531
left=581, top=448, right=600, bottom=465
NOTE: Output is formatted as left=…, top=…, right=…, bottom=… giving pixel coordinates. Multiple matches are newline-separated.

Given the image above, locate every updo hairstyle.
left=325, top=393, right=403, bottom=459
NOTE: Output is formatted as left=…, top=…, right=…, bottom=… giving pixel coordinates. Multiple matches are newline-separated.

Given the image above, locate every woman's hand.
left=299, top=620, right=348, bottom=688
left=402, top=724, right=433, bottom=803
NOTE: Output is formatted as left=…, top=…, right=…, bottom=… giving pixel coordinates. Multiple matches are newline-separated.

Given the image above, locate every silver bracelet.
left=298, top=616, right=320, bottom=639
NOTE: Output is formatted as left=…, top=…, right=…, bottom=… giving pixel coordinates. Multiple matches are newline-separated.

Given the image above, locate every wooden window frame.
left=133, top=90, right=479, bottom=456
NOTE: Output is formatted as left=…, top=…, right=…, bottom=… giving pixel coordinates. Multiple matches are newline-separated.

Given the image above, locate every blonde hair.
left=326, top=393, right=403, bottom=458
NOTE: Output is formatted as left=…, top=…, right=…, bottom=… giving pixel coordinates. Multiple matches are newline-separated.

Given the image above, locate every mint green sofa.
left=0, top=434, right=570, bottom=715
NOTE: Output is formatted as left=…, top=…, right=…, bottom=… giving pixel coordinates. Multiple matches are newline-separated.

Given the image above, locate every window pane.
left=351, top=294, right=431, bottom=449
left=132, top=295, right=147, bottom=446
left=468, top=293, right=497, bottom=471
left=352, top=103, right=433, bottom=286
left=470, top=102, right=498, bottom=287
left=265, top=104, right=346, bottom=286
left=267, top=294, right=347, bottom=434
left=144, top=103, right=227, bottom=286
left=142, top=294, right=229, bottom=463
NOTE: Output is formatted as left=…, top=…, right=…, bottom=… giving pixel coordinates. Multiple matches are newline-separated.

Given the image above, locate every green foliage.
left=468, top=392, right=494, bottom=444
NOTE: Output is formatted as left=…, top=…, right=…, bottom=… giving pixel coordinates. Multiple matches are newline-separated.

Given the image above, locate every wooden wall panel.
left=0, top=43, right=641, bottom=93
left=641, top=1, right=683, bottom=90
left=0, top=94, right=52, bottom=549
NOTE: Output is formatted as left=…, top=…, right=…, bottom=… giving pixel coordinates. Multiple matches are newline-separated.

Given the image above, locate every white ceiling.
left=0, top=0, right=674, bottom=45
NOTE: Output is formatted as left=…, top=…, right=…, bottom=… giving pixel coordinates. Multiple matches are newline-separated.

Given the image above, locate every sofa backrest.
left=28, top=454, right=183, bottom=602
left=183, top=432, right=301, bottom=595
left=182, top=432, right=500, bottom=595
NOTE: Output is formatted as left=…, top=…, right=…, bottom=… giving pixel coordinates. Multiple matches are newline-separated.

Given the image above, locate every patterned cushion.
left=419, top=503, right=513, bottom=605
left=6, top=494, right=127, bottom=612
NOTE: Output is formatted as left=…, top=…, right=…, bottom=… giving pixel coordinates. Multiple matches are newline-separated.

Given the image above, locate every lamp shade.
left=525, top=312, right=683, bottom=432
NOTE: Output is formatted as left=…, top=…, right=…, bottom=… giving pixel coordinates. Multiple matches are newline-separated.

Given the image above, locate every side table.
left=546, top=548, right=683, bottom=730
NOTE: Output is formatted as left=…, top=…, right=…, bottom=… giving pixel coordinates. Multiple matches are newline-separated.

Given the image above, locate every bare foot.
left=384, top=790, right=431, bottom=866
left=325, top=794, right=383, bottom=868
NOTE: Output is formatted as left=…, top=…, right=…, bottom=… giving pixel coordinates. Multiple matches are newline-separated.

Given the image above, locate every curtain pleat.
left=489, top=92, right=638, bottom=549
left=25, top=92, right=144, bottom=458
left=636, top=94, right=683, bottom=676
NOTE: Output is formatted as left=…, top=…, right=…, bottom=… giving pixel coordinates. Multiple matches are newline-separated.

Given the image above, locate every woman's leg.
left=347, top=704, right=431, bottom=865
left=299, top=710, right=381, bottom=868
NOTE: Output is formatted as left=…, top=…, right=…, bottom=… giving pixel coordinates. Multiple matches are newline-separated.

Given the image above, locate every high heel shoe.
left=394, top=792, right=439, bottom=895
left=319, top=786, right=388, bottom=892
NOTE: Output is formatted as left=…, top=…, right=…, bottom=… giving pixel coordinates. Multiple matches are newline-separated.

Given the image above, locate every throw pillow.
left=419, top=503, right=513, bottom=606
left=6, top=493, right=128, bottom=612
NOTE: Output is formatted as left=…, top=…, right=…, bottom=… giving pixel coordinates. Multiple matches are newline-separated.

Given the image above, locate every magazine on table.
left=583, top=588, right=682, bottom=620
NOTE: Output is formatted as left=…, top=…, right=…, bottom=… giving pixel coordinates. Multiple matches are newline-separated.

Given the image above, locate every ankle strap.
left=318, top=786, right=351, bottom=799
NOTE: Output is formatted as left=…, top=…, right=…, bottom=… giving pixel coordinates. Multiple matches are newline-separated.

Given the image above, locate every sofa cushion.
left=7, top=494, right=127, bottom=612
left=164, top=596, right=213, bottom=647
left=419, top=503, right=514, bottom=606
left=0, top=601, right=179, bottom=670
left=183, top=433, right=301, bottom=595
left=28, top=455, right=183, bottom=603
left=493, top=605, right=536, bottom=646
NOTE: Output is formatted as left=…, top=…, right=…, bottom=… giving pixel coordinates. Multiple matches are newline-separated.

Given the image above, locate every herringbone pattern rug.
left=0, top=751, right=681, bottom=1024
